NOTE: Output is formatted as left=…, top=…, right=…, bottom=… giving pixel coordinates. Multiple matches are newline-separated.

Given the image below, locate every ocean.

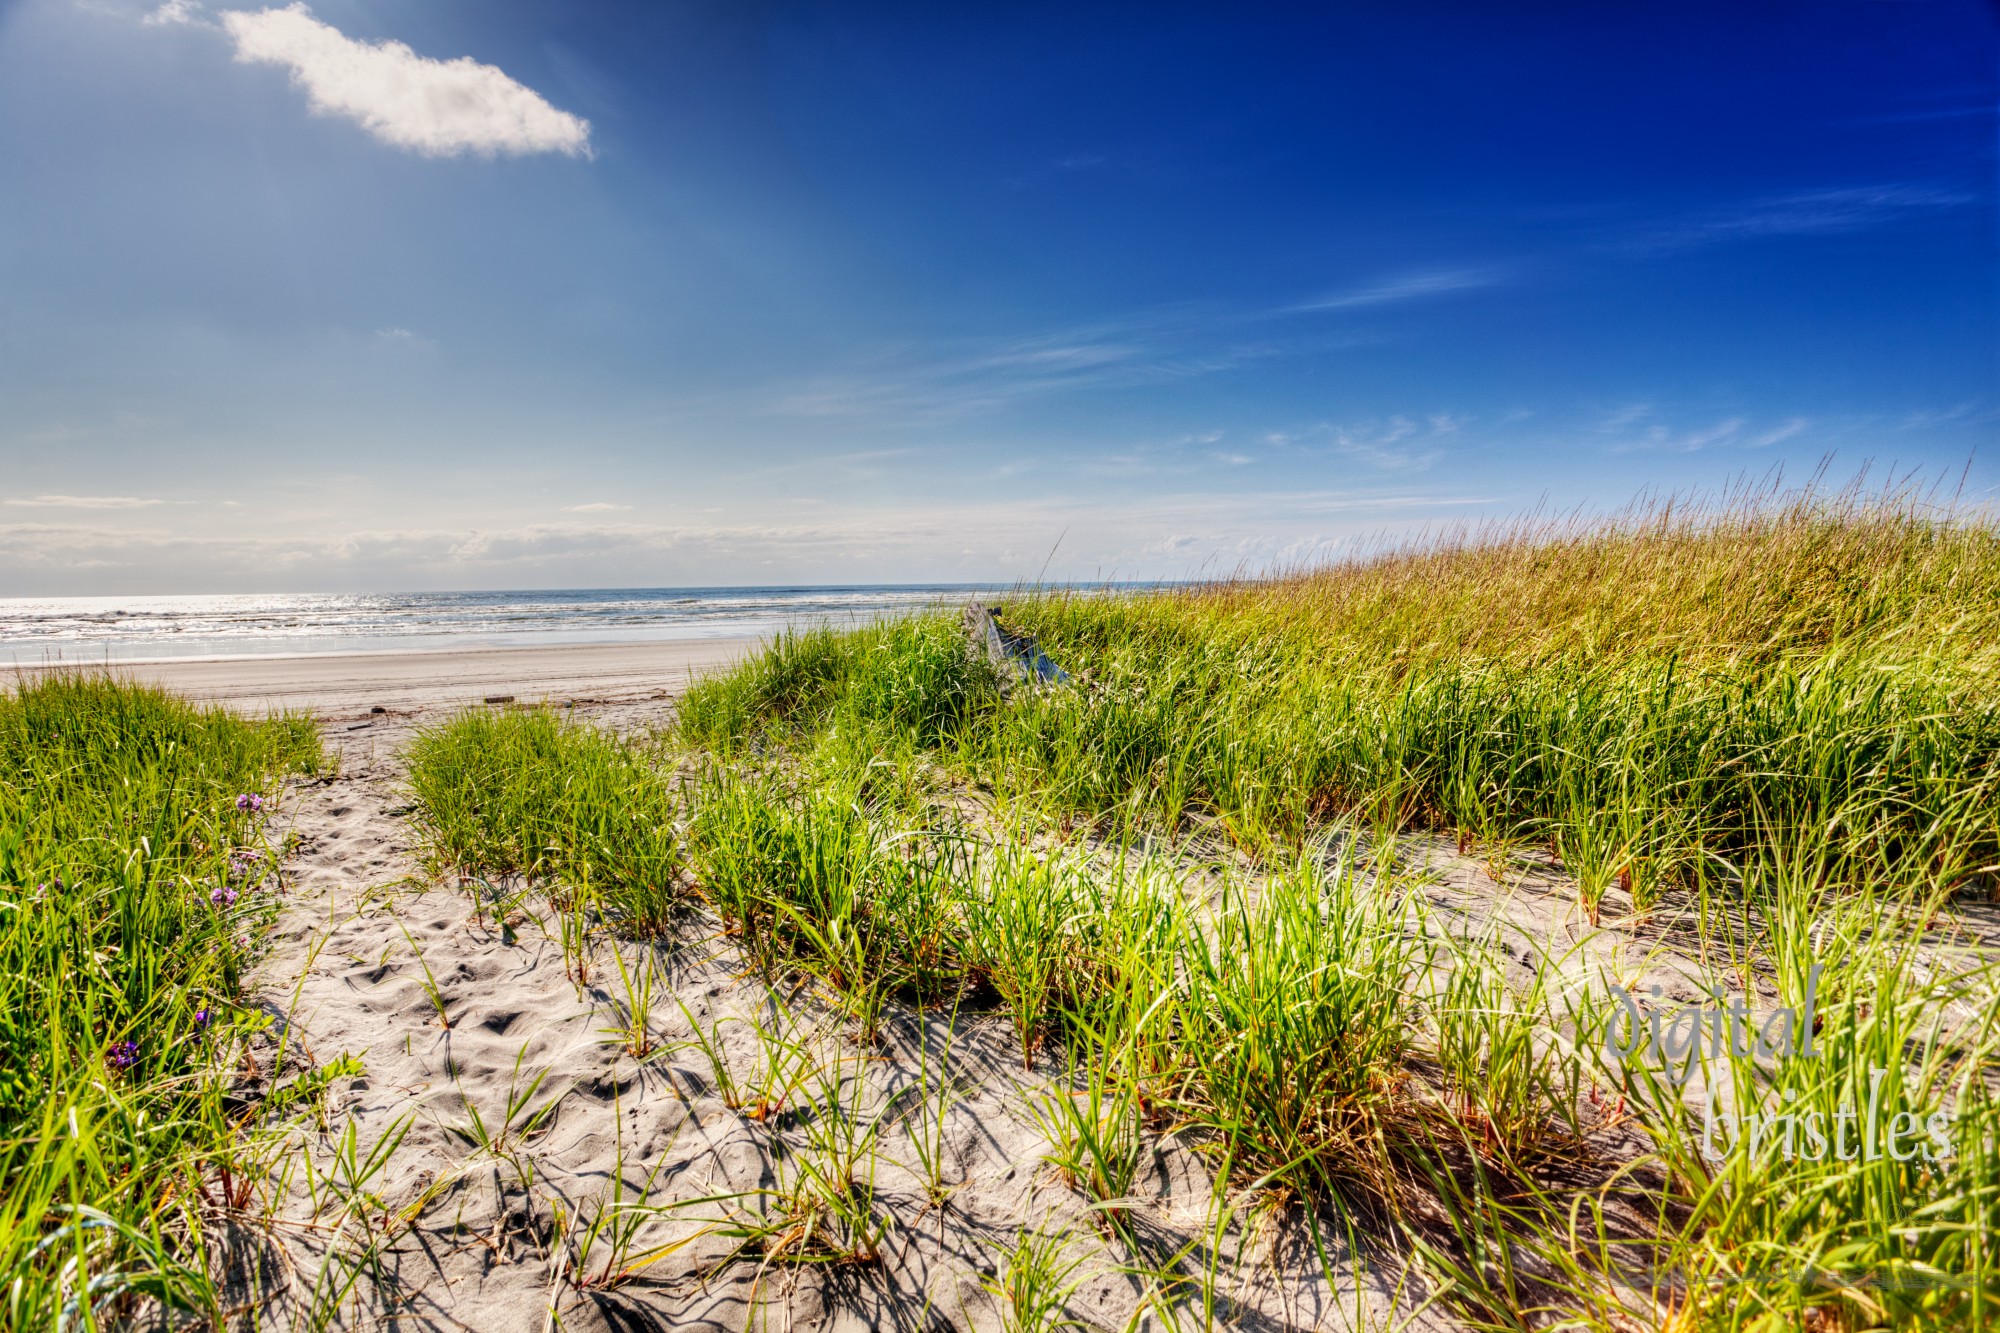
left=0, top=586, right=1008, bottom=666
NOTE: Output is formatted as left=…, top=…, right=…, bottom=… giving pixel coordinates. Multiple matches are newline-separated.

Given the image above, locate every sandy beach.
left=6, top=638, right=765, bottom=720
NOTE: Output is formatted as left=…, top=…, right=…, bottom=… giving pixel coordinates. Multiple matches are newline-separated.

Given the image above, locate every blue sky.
left=0, top=0, right=1993, bottom=593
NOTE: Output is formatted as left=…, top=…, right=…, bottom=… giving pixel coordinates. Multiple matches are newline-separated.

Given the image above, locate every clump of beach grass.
left=1167, top=843, right=1424, bottom=1214
left=684, top=767, right=971, bottom=1036
left=678, top=615, right=995, bottom=756
left=403, top=705, right=684, bottom=936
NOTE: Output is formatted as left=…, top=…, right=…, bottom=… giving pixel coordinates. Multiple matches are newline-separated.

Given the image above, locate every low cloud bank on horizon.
left=161, top=2, right=593, bottom=158
left=0, top=488, right=1499, bottom=594
left=4, top=495, right=169, bottom=510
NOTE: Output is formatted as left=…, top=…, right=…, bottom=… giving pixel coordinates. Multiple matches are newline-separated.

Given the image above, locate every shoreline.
left=0, top=629, right=784, bottom=670
left=3, top=636, right=765, bottom=718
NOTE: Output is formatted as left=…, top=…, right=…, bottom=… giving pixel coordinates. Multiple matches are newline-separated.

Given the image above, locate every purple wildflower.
left=194, top=1008, right=213, bottom=1029
left=235, top=793, right=264, bottom=813
left=210, top=886, right=239, bottom=908
left=107, top=1041, right=139, bottom=1072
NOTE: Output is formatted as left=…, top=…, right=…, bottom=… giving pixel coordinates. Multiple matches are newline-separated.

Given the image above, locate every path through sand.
left=187, top=641, right=1829, bottom=1332
left=225, top=649, right=1443, bottom=1332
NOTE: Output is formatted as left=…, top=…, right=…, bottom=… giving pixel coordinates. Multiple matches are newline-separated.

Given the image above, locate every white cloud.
left=219, top=4, right=592, bottom=158
left=144, top=0, right=202, bottom=26
left=562, top=502, right=632, bottom=513
left=5, top=495, right=168, bottom=509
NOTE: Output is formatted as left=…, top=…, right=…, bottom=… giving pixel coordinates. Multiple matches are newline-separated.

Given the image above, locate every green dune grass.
left=666, top=486, right=1999, bottom=1330
left=282, top=483, right=2000, bottom=1330
left=0, top=673, right=320, bottom=1330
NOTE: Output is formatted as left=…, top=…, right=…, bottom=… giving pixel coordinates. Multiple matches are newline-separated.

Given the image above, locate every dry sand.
left=9, top=638, right=762, bottom=718
left=137, top=643, right=1685, bottom=1331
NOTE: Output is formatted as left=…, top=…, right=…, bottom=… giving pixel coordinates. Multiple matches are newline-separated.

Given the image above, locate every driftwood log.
left=963, top=602, right=1070, bottom=690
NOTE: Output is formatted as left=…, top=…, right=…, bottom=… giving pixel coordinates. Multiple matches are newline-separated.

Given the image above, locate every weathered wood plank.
left=963, top=601, right=1070, bottom=688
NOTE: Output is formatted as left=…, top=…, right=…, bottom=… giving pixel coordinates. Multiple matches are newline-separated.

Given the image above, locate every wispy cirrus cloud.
left=1749, top=417, right=1810, bottom=448
left=5, top=495, right=170, bottom=509
left=769, top=321, right=1282, bottom=426
left=561, top=502, right=632, bottom=513
left=1596, top=402, right=1654, bottom=432
left=1851, top=94, right=1995, bottom=127
left=1601, top=411, right=1758, bottom=454
left=1259, top=413, right=1465, bottom=472
left=1620, top=183, right=1973, bottom=254
left=1596, top=402, right=1992, bottom=453
left=202, top=3, right=592, bottom=158
left=764, top=262, right=1485, bottom=430
left=1893, top=401, right=1994, bottom=432
left=1326, top=417, right=1449, bottom=470
left=1289, top=266, right=1507, bottom=313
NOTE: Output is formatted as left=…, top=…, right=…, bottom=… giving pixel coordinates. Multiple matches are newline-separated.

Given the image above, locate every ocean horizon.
left=0, top=584, right=1157, bottom=667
